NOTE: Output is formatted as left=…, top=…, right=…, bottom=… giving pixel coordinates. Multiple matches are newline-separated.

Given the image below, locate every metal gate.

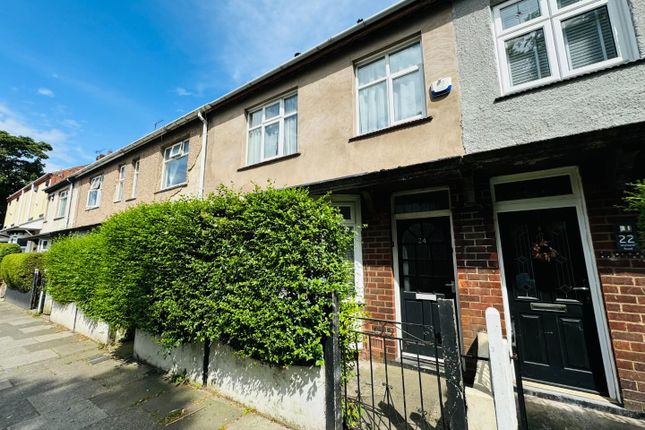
left=335, top=298, right=467, bottom=430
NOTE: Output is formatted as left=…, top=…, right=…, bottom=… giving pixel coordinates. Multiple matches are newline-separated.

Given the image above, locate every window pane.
left=393, top=71, right=424, bottom=122
left=88, top=191, right=97, bottom=207
left=265, top=102, right=280, bottom=119
left=249, top=110, right=262, bottom=128
left=284, top=115, right=297, bottom=155
left=394, top=191, right=450, bottom=213
left=359, top=81, right=389, bottom=134
left=562, top=7, right=617, bottom=70
left=389, top=43, right=422, bottom=74
left=494, top=175, right=572, bottom=201
left=505, top=29, right=551, bottom=86
left=285, top=95, right=297, bottom=114
left=557, top=0, right=582, bottom=8
left=263, top=123, right=279, bottom=159
left=164, top=156, right=187, bottom=188
left=500, top=0, right=541, bottom=30
left=357, top=57, right=386, bottom=86
left=247, top=129, right=261, bottom=164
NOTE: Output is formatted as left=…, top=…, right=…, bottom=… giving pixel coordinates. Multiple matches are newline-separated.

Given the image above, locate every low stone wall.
left=207, top=342, right=326, bottom=430
left=50, top=301, right=112, bottom=344
left=133, top=329, right=204, bottom=383
left=4, top=287, right=35, bottom=310
left=132, top=330, right=326, bottom=430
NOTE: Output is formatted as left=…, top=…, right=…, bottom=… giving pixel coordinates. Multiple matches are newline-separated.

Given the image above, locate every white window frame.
left=131, top=159, right=140, bottom=199
left=332, top=196, right=364, bottom=302
left=493, top=0, right=638, bottom=94
left=86, top=175, right=103, bottom=209
left=37, top=239, right=50, bottom=252
left=114, top=164, right=126, bottom=202
left=161, top=141, right=189, bottom=190
left=355, top=38, right=427, bottom=135
left=245, top=93, right=298, bottom=166
left=56, top=190, right=69, bottom=219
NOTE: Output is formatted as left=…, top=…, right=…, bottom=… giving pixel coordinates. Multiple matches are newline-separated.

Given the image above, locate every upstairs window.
left=56, top=190, right=69, bottom=218
left=246, top=94, right=298, bottom=165
left=87, top=176, right=102, bottom=208
left=162, top=141, right=189, bottom=189
left=131, top=159, right=140, bottom=199
left=114, top=164, right=126, bottom=202
left=356, top=40, right=426, bottom=134
left=493, top=0, right=638, bottom=93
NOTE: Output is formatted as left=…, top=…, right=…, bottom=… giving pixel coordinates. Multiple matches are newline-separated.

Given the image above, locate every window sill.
left=125, top=197, right=137, bottom=202
left=238, top=152, right=301, bottom=172
left=85, top=206, right=100, bottom=211
left=53, top=216, right=65, bottom=221
left=155, top=183, right=187, bottom=194
left=348, top=116, right=433, bottom=143
left=495, top=57, right=645, bottom=102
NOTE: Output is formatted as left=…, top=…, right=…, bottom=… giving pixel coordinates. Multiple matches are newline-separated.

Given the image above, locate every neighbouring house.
left=10, top=0, right=645, bottom=415
left=0, top=167, right=84, bottom=251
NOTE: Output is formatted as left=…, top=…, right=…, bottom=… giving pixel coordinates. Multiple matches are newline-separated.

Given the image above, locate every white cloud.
left=174, top=87, right=193, bottom=96
left=62, top=119, right=82, bottom=129
left=0, top=102, right=92, bottom=171
left=37, top=87, right=55, bottom=97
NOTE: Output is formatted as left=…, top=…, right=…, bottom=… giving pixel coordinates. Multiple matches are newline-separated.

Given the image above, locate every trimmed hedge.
left=0, top=253, right=44, bottom=292
left=0, top=243, right=20, bottom=260
left=45, top=186, right=356, bottom=366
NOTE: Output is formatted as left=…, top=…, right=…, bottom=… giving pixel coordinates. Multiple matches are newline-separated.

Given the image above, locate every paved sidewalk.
left=0, top=300, right=290, bottom=430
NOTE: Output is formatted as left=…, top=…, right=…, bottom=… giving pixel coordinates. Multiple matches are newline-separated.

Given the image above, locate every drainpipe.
left=197, top=110, right=208, bottom=199
left=64, top=179, right=74, bottom=229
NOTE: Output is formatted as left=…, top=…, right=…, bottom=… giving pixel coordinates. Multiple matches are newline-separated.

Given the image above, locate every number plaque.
left=616, top=224, right=639, bottom=252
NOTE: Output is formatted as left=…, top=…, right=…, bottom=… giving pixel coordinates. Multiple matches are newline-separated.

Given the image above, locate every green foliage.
left=0, top=252, right=44, bottom=292
left=0, top=130, right=52, bottom=222
left=44, top=186, right=358, bottom=366
left=624, top=181, right=645, bottom=248
left=0, top=244, right=20, bottom=282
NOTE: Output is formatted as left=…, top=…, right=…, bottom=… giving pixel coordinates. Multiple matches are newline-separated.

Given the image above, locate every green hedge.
left=0, top=243, right=20, bottom=260
left=45, top=187, right=356, bottom=366
left=0, top=253, right=44, bottom=292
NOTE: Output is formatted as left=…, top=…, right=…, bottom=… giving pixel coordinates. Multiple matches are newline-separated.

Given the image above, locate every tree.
left=0, top=131, right=52, bottom=223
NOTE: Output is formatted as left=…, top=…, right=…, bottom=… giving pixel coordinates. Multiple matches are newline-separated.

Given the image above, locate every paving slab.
left=0, top=349, right=59, bottom=369
left=19, top=325, right=53, bottom=334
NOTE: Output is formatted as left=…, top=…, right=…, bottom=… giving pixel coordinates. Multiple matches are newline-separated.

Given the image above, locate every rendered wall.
left=452, top=0, right=645, bottom=155
left=50, top=301, right=111, bottom=344
left=133, top=330, right=326, bottom=430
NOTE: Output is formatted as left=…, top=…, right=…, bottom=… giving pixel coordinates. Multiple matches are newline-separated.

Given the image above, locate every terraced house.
left=17, top=0, right=645, bottom=415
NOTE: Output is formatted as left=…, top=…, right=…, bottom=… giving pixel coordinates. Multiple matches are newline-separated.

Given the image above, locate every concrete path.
left=0, top=300, right=290, bottom=430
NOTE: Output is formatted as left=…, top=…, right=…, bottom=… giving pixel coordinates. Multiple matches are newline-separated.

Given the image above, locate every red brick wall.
left=361, top=197, right=398, bottom=359
left=584, top=181, right=645, bottom=411
left=451, top=181, right=505, bottom=352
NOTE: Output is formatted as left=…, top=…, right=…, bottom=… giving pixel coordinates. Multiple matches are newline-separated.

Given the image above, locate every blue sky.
left=0, top=0, right=395, bottom=171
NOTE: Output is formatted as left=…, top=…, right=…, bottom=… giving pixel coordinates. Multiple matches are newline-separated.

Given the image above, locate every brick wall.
left=584, top=180, right=645, bottom=411
left=361, top=197, right=398, bottom=360
left=451, top=180, right=504, bottom=352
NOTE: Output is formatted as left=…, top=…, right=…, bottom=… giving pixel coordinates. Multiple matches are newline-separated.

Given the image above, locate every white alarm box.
left=431, top=77, right=452, bottom=97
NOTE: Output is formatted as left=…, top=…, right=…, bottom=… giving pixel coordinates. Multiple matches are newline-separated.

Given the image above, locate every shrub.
left=0, top=243, right=21, bottom=283
left=44, top=186, right=356, bottom=366
left=0, top=253, right=44, bottom=292
left=625, top=181, right=645, bottom=248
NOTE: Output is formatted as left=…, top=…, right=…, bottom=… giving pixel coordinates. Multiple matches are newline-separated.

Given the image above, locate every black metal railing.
left=340, top=299, right=467, bottom=430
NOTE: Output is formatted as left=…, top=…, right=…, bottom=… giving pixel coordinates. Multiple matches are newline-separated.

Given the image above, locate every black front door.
left=397, top=217, right=455, bottom=358
left=498, top=207, right=607, bottom=394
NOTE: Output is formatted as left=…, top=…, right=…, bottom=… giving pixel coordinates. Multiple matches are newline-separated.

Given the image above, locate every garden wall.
left=133, top=330, right=326, bottom=430
left=50, top=301, right=111, bottom=344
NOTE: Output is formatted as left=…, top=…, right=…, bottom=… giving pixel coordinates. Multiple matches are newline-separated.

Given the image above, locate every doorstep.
left=522, top=380, right=645, bottom=420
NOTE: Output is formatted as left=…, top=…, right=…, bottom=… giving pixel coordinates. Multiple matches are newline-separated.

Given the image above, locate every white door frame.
left=390, top=187, right=461, bottom=359
left=490, top=166, right=620, bottom=401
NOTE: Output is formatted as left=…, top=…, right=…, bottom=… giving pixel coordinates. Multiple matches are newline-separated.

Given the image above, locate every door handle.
left=572, top=287, right=590, bottom=292
left=445, top=281, right=455, bottom=292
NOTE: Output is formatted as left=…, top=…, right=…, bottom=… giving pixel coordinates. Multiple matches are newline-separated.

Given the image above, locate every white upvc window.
left=87, top=175, right=103, bottom=208
left=493, top=0, right=638, bottom=93
left=162, top=141, right=189, bottom=189
left=37, top=239, right=50, bottom=252
left=356, top=40, right=426, bottom=135
left=114, top=164, right=126, bottom=202
left=131, top=159, right=140, bottom=199
left=56, top=190, right=69, bottom=218
left=246, top=93, right=298, bottom=165
left=332, top=197, right=364, bottom=302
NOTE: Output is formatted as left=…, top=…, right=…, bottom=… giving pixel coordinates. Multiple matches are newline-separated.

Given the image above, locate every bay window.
left=493, top=0, right=638, bottom=93
left=356, top=40, right=426, bottom=134
left=246, top=94, right=298, bottom=165
left=162, top=141, right=189, bottom=189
